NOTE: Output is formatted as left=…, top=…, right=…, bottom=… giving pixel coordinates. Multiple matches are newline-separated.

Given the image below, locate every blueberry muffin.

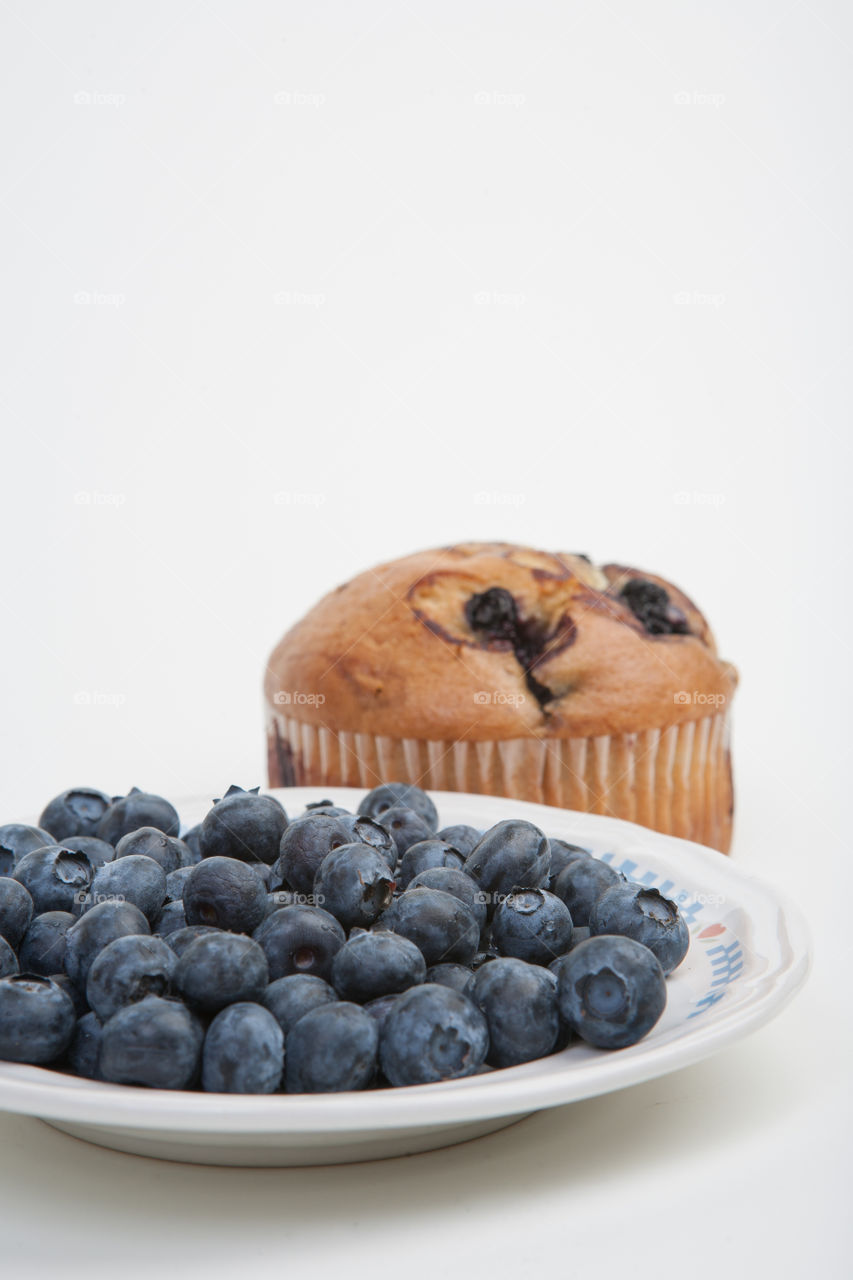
left=264, top=543, right=738, bottom=851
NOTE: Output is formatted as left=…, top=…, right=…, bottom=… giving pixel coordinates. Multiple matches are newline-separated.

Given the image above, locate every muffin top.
left=264, top=543, right=737, bottom=740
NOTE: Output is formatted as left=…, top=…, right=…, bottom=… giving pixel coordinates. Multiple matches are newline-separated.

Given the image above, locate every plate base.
left=43, top=1112, right=535, bottom=1166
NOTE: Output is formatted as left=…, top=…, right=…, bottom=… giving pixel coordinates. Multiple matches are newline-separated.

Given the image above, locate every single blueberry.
left=285, top=1002, right=378, bottom=1093
left=379, top=983, right=489, bottom=1086
left=86, top=934, right=177, bottom=1021
left=183, top=857, right=268, bottom=933
left=274, top=814, right=358, bottom=895
left=199, top=787, right=288, bottom=866
left=39, top=787, right=112, bottom=841
left=357, top=783, right=439, bottom=831
left=436, top=824, right=482, bottom=857
left=553, top=935, right=667, bottom=1048
left=0, top=824, right=57, bottom=876
left=589, top=883, right=689, bottom=975
left=376, top=805, right=434, bottom=857
left=64, top=899, right=150, bottom=988
left=407, top=866, right=488, bottom=931
left=99, top=995, right=203, bottom=1089
left=331, top=931, right=426, bottom=1003
left=471, top=957, right=560, bottom=1067
left=97, top=790, right=180, bottom=844
left=378, top=888, right=480, bottom=967
left=261, top=973, right=336, bottom=1035
left=464, top=821, right=551, bottom=914
left=86, top=854, right=167, bottom=924
left=202, top=1002, right=284, bottom=1094
left=397, top=839, right=465, bottom=889
left=13, top=845, right=94, bottom=914
left=492, top=888, right=573, bottom=966
left=0, top=877, right=34, bottom=949
left=114, top=827, right=187, bottom=875
left=174, top=931, right=269, bottom=1011
left=552, top=857, right=625, bottom=927
left=0, top=975, right=76, bottom=1064
left=619, top=578, right=689, bottom=636
left=253, top=905, right=345, bottom=982
left=313, top=843, right=396, bottom=931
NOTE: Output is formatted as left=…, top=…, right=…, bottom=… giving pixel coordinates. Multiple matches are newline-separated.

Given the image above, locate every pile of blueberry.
left=0, top=782, right=689, bottom=1093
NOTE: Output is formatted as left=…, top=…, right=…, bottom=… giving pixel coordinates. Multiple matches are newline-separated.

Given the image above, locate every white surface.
left=0, top=0, right=849, bottom=1273
left=0, top=790, right=810, bottom=1165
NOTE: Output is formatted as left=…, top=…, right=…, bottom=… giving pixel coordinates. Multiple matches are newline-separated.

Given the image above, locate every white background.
left=0, top=2, right=850, bottom=1277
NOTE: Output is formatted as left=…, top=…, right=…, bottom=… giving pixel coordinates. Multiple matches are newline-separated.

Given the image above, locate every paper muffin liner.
left=266, top=709, right=734, bottom=853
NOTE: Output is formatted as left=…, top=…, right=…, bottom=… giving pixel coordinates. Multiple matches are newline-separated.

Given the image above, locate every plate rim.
left=0, top=788, right=812, bottom=1135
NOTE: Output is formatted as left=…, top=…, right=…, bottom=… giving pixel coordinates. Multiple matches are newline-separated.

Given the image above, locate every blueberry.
left=313, top=844, right=396, bottom=930
left=274, top=814, right=359, bottom=895
left=199, top=786, right=288, bottom=866
left=202, top=1002, right=284, bottom=1093
left=337, top=815, right=397, bottom=870
left=331, top=931, right=426, bottom=1003
left=471, top=958, right=560, bottom=1067
left=397, top=839, right=464, bottom=889
left=464, top=821, right=551, bottom=914
left=18, top=911, right=76, bottom=976
left=425, top=963, right=475, bottom=998
left=261, top=973, right=336, bottom=1034
left=253, top=905, right=345, bottom=982
left=86, top=934, right=177, bottom=1021
left=68, top=1010, right=103, bottom=1079
left=183, top=857, right=268, bottom=934
left=114, top=827, right=186, bottom=875
left=97, top=789, right=180, bottom=844
left=377, top=806, right=434, bottom=857
left=357, top=783, right=439, bottom=831
left=61, top=836, right=116, bottom=870
left=406, top=866, right=488, bottom=931
left=285, top=1002, right=378, bottom=1093
left=165, top=865, right=194, bottom=902
left=492, top=888, right=573, bottom=966
left=174, top=932, right=269, bottom=1011
left=589, top=884, right=689, bottom=975
left=0, top=824, right=56, bottom=876
left=163, top=925, right=220, bottom=958
left=99, top=995, right=203, bottom=1089
left=0, top=975, right=76, bottom=1063
left=64, top=899, right=150, bottom=988
left=619, top=578, right=689, bottom=636
left=0, top=936, right=18, bottom=978
left=553, top=935, right=667, bottom=1048
left=87, top=855, right=167, bottom=924
left=13, top=846, right=94, bottom=914
left=179, top=824, right=203, bottom=863
left=153, top=903, right=186, bottom=937
left=39, top=787, right=111, bottom=841
left=547, top=838, right=592, bottom=888
left=436, top=825, right=482, bottom=857
left=379, top=984, right=489, bottom=1085
left=552, top=858, right=624, bottom=927
left=0, top=877, right=34, bottom=949
left=378, top=888, right=479, bottom=967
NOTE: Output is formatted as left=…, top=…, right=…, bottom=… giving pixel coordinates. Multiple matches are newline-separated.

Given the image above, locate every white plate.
left=0, top=789, right=810, bottom=1166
